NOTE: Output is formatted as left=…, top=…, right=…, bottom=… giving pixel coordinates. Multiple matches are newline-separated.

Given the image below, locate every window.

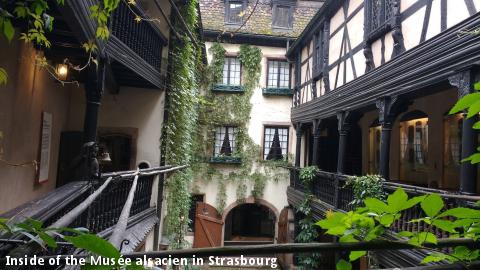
left=267, top=60, right=290, bottom=89
left=399, top=111, right=428, bottom=185
left=367, top=0, right=393, bottom=34
left=272, top=5, right=293, bottom=29
left=263, top=127, right=289, bottom=160
left=314, top=31, right=323, bottom=73
left=225, top=0, right=245, bottom=24
left=214, top=126, right=238, bottom=156
left=222, top=57, right=241, bottom=86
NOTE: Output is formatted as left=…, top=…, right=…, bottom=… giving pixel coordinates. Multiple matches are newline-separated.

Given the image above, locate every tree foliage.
left=450, top=81, right=480, bottom=164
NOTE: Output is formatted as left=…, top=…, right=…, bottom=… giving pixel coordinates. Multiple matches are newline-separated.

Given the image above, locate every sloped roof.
left=200, top=0, right=324, bottom=38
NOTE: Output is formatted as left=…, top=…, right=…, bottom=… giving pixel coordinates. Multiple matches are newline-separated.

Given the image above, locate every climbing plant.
left=161, top=0, right=202, bottom=250
left=192, top=42, right=291, bottom=213
left=295, top=166, right=322, bottom=270
left=345, top=174, right=385, bottom=208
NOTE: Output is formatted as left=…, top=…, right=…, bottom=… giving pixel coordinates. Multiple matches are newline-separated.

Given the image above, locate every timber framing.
left=291, top=12, right=480, bottom=124
left=203, top=29, right=295, bottom=47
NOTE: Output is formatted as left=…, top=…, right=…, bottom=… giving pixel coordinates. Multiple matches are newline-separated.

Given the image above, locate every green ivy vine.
left=296, top=166, right=321, bottom=270
left=161, top=0, right=202, bottom=249
left=192, top=42, right=290, bottom=213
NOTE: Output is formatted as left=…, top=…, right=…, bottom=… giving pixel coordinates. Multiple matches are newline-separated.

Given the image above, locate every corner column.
left=311, top=120, right=322, bottom=166
left=83, top=57, right=106, bottom=143
left=337, top=112, right=350, bottom=174
left=449, top=70, right=478, bottom=194
left=294, top=123, right=303, bottom=167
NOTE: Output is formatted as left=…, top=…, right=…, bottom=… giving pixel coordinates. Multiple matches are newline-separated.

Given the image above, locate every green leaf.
left=473, top=121, right=480, bottom=129
left=326, top=226, right=347, bottom=236
left=38, top=232, right=57, bottom=248
left=316, top=212, right=346, bottom=229
left=474, top=82, right=480, bottom=91
left=432, top=219, right=457, bottom=233
left=397, top=231, right=413, bottom=237
left=349, top=251, right=366, bottom=262
left=421, top=253, right=449, bottom=264
left=63, top=234, right=120, bottom=259
left=379, top=214, right=395, bottom=226
left=387, top=188, right=408, bottom=213
left=403, top=195, right=426, bottom=210
left=438, top=207, right=480, bottom=218
left=468, top=100, right=480, bottom=118
left=336, top=259, right=352, bottom=270
left=450, top=93, right=480, bottom=114
left=421, top=194, right=444, bottom=217
left=3, top=19, right=14, bottom=42
left=409, top=232, right=437, bottom=246
left=364, top=198, right=388, bottom=214
left=0, top=68, right=7, bottom=85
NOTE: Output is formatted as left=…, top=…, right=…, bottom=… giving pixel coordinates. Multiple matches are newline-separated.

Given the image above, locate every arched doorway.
left=223, top=203, right=276, bottom=246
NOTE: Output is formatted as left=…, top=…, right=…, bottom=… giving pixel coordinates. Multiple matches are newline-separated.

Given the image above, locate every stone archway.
left=222, top=197, right=279, bottom=246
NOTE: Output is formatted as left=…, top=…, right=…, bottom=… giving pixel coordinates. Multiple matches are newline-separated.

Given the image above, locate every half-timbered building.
left=287, top=0, right=480, bottom=268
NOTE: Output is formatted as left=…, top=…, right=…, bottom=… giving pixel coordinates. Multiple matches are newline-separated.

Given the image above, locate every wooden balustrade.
left=289, top=168, right=477, bottom=236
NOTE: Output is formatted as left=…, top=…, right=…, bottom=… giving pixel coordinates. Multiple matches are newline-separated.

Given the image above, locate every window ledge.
left=212, top=84, right=245, bottom=93
left=209, top=156, right=243, bottom=164
left=262, top=87, right=293, bottom=96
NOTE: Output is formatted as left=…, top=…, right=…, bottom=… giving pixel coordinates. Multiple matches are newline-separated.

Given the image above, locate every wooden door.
left=193, top=202, right=223, bottom=248
left=277, top=207, right=294, bottom=269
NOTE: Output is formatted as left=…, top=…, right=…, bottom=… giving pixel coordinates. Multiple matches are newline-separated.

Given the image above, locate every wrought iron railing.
left=111, top=1, right=164, bottom=71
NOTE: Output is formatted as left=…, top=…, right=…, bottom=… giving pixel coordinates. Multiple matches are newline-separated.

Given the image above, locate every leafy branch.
left=317, top=188, right=480, bottom=270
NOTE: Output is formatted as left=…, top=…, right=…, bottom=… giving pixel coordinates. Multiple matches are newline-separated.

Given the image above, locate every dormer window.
left=271, top=0, right=294, bottom=29
left=272, top=4, right=293, bottom=29
left=225, top=0, right=245, bottom=24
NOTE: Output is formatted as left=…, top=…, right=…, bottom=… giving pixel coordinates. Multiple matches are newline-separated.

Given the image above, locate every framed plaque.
left=37, top=112, right=52, bottom=183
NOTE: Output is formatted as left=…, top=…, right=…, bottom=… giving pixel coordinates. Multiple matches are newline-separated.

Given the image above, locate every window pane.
left=228, top=2, right=243, bottom=24
left=229, top=58, right=241, bottom=85
left=273, top=6, right=291, bottom=28
left=222, top=60, right=229, bottom=84
left=214, top=126, right=237, bottom=156
left=264, top=127, right=289, bottom=160
left=267, top=60, right=289, bottom=88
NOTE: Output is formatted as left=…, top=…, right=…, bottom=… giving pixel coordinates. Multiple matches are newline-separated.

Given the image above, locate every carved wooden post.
left=337, top=112, right=351, bottom=174
left=391, top=0, right=405, bottom=58
left=322, top=21, right=330, bottom=92
left=83, top=57, right=106, bottom=143
left=376, top=96, right=400, bottom=180
left=295, top=123, right=303, bottom=168
left=449, top=70, right=478, bottom=194
left=311, top=120, right=322, bottom=166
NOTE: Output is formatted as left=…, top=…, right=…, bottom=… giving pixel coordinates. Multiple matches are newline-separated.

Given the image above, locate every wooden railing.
left=42, top=173, right=154, bottom=234
left=289, top=168, right=477, bottom=237
left=111, top=1, right=165, bottom=71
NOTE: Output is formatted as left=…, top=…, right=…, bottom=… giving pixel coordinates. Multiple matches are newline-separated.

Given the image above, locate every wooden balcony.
left=288, top=168, right=476, bottom=237
left=288, top=168, right=478, bottom=267
left=0, top=166, right=185, bottom=257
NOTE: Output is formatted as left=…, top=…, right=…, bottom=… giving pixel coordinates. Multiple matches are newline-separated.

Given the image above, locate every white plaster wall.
left=196, top=42, right=294, bottom=216
left=0, top=38, right=73, bottom=213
